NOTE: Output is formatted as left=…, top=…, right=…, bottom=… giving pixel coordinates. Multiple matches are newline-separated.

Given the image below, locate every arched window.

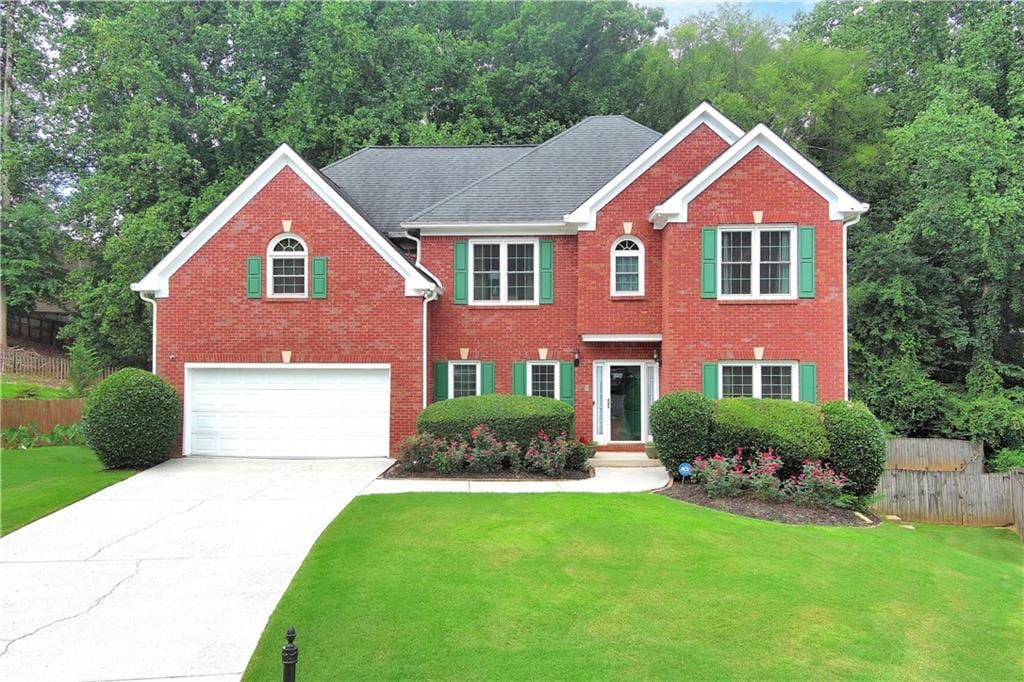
left=267, top=235, right=308, bottom=297
left=611, top=237, right=644, bottom=296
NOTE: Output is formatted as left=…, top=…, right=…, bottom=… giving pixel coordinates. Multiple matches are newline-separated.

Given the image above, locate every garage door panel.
left=186, top=366, right=390, bottom=458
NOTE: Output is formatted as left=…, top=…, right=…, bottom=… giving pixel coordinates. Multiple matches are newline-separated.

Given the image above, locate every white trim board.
left=131, top=144, right=435, bottom=298
left=650, top=124, right=870, bottom=226
left=581, top=334, right=662, bottom=343
left=400, top=222, right=575, bottom=236
left=564, top=102, right=744, bottom=231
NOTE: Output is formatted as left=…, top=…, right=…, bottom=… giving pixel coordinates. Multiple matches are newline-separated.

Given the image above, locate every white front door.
left=592, top=361, right=658, bottom=444
left=184, top=364, right=391, bottom=458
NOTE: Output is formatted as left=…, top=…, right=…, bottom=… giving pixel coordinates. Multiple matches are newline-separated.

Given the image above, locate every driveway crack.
left=0, top=560, right=144, bottom=659
left=85, top=500, right=205, bottom=562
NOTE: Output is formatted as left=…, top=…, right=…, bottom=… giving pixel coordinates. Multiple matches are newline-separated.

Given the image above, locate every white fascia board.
left=564, top=102, right=744, bottom=231
left=581, top=333, right=663, bottom=343
left=402, top=222, right=576, bottom=236
left=651, top=124, right=870, bottom=228
left=131, top=144, right=434, bottom=298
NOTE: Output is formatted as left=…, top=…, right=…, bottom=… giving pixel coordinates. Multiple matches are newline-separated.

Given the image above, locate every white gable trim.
left=650, top=124, right=869, bottom=228
left=563, top=102, right=744, bottom=231
left=131, top=144, right=435, bottom=298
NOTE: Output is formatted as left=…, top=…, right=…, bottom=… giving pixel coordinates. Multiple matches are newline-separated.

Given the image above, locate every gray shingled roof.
left=321, top=145, right=533, bottom=234
left=404, top=116, right=661, bottom=226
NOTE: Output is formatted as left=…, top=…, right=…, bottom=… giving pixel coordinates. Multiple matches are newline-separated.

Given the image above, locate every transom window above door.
left=611, top=237, right=644, bottom=296
left=719, top=226, right=796, bottom=299
left=720, top=362, right=797, bottom=400
left=470, top=240, right=537, bottom=304
left=527, top=362, right=558, bottom=399
left=267, top=235, right=308, bottom=297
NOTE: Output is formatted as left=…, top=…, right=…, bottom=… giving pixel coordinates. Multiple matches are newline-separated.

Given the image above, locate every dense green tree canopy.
left=1, top=0, right=1021, bottom=441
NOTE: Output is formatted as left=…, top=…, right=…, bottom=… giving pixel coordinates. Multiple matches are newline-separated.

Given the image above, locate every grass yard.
left=0, top=446, right=134, bottom=535
left=0, top=378, right=69, bottom=400
left=244, top=493, right=1023, bottom=681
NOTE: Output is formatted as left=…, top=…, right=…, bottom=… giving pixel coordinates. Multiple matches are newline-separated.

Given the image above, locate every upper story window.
left=720, top=362, right=797, bottom=400
left=527, top=361, right=559, bottom=399
left=267, top=235, right=308, bottom=298
left=719, top=226, right=796, bottom=299
left=611, top=237, right=644, bottom=296
left=469, top=239, right=537, bottom=305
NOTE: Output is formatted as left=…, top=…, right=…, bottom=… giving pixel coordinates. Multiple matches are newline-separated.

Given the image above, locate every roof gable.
left=651, top=124, right=869, bottom=227
left=131, top=144, right=435, bottom=298
left=564, top=102, right=744, bottom=231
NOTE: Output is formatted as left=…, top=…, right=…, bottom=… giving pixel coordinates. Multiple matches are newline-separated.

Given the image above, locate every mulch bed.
left=382, top=461, right=592, bottom=481
left=658, top=480, right=879, bottom=527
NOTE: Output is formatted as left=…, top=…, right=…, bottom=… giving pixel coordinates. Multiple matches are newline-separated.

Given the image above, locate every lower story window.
left=527, top=362, right=558, bottom=399
left=450, top=362, right=480, bottom=398
left=721, top=362, right=796, bottom=400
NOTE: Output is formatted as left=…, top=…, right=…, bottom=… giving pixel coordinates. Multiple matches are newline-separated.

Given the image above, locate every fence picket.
left=1, top=349, right=113, bottom=382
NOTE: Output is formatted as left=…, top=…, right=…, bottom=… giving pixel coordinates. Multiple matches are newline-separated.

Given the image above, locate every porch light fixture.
left=653, top=348, right=659, bottom=363
left=573, top=349, right=580, bottom=367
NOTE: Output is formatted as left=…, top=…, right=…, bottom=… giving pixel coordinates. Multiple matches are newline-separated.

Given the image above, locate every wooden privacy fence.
left=1, top=349, right=114, bottom=382
left=874, top=469, right=1019, bottom=527
left=0, top=398, right=85, bottom=432
left=886, top=437, right=983, bottom=473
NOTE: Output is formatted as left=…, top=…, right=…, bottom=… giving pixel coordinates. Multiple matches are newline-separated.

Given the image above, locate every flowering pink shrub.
left=465, top=424, right=507, bottom=474
left=396, top=432, right=447, bottom=473
left=748, top=449, right=786, bottom=502
left=692, top=453, right=747, bottom=497
left=784, top=460, right=849, bottom=508
left=525, top=430, right=572, bottom=477
left=431, top=439, right=470, bottom=474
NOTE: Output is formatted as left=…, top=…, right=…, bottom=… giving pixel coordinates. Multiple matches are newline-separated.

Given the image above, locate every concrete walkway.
left=362, top=466, right=669, bottom=495
left=0, top=456, right=390, bottom=682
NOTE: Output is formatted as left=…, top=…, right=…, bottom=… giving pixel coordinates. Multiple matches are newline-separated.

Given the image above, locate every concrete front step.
left=586, top=452, right=662, bottom=468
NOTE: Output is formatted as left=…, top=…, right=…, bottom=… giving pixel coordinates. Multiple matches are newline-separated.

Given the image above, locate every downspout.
left=405, top=230, right=441, bottom=408
left=841, top=213, right=862, bottom=401
left=137, top=292, right=157, bottom=374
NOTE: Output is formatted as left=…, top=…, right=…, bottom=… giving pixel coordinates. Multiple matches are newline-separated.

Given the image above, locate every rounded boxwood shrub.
left=83, top=368, right=182, bottom=469
left=417, top=394, right=573, bottom=449
left=710, top=398, right=829, bottom=477
left=649, top=391, right=713, bottom=476
left=821, top=400, right=887, bottom=497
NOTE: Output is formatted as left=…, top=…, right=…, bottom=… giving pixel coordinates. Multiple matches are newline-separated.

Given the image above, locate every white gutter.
left=404, top=231, right=442, bottom=407
left=841, top=212, right=863, bottom=401
left=137, top=291, right=157, bottom=374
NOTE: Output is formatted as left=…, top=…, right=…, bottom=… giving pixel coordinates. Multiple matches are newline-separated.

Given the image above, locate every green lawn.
left=0, top=446, right=134, bottom=535
left=244, top=493, right=1023, bottom=681
left=0, top=379, right=69, bottom=400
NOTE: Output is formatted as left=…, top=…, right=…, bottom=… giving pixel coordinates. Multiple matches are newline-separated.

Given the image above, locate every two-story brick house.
left=132, top=103, right=868, bottom=458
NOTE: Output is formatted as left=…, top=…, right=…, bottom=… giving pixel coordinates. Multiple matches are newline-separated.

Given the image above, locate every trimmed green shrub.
left=710, top=398, right=829, bottom=477
left=649, top=391, right=713, bottom=476
left=83, top=368, right=181, bottom=469
left=989, top=448, right=1024, bottom=472
left=417, top=395, right=573, bottom=449
left=821, top=400, right=887, bottom=497
left=565, top=439, right=596, bottom=472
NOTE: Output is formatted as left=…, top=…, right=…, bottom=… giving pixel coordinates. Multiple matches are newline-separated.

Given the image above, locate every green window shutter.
left=512, top=362, right=527, bottom=395
left=453, top=241, right=468, bottom=304
left=481, top=362, right=496, bottom=395
left=799, top=363, right=817, bottom=403
left=539, top=240, right=554, bottom=304
left=311, top=256, right=327, bottom=299
left=701, top=362, right=719, bottom=399
left=700, top=228, right=717, bottom=298
left=246, top=257, right=262, bottom=299
left=433, top=362, right=448, bottom=402
left=798, top=226, right=815, bottom=298
left=559, top=361, right=575, bottom=407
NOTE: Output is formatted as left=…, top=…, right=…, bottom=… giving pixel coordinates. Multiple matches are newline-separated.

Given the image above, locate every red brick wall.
left=157, top=166, right=423, bottom=453
left=660, top=147, right=846, bottom=400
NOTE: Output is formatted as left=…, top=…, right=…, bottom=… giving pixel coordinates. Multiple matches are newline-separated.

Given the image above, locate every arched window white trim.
left=610, top=236, right=644, bottom=296
left=267, top=234, right=308, bottom=298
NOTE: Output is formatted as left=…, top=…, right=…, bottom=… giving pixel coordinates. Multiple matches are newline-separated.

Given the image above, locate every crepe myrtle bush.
left=83, top=368, right=181, bottom=469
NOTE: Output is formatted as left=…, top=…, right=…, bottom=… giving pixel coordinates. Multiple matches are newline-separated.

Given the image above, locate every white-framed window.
left=720, top=361, right=798, bottom=400
left=448, top=361, right=481, bottom=398
left=611, top=236, right=644, bottom=296
left=526, top=361, right=559, bottom=399
left=469, top=239, right=538, bottom=305
left=267, top=234, right=308, bottom=298
left=719, top=226, right=796, bottom=299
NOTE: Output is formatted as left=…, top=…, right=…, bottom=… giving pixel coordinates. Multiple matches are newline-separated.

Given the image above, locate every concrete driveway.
left=0, top=456, right=390, bottom=682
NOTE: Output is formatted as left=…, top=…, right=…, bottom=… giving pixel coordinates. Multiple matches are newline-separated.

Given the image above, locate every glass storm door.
left=593, top=361, right=658, bottom=444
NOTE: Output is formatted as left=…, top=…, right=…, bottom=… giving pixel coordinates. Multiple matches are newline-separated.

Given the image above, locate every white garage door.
left=185, top=365, right=390, bottom=458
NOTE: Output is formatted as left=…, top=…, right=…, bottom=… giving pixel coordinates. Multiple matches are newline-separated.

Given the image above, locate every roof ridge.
left=608, top=114, right=662, bottom=137
left=403, top=117, right=607, bottom=223
left=320, top=146, right=373, bottom=173
left=321, top=144, right=537, bottom=172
